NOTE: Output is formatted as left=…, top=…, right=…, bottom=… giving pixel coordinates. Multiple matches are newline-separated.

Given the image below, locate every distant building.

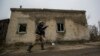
left=6, top=8, right=90, bottom=44
left=98, top=21, right=100, bottom=35
left=0, top=19, right=9, bottom=45
left=88, top=25, right=98, bottom=40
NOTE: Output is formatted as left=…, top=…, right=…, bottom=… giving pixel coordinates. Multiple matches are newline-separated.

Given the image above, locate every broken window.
left=0, top=27, right=2, bottom=31
left=18, top=24, right=27, bottom=33
left=0, top=27, right=2, bottom=34
left=56, top=17, right=65, bottom=32
left=57, top=23, right=64, bottom=32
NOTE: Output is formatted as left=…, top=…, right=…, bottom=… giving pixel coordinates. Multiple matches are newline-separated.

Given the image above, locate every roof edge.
left=10, top=8, right=86, bottom=13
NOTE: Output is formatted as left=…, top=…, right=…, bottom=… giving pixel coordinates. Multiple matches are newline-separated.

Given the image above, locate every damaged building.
left=6, top=8, right=90, bottom=44
left=0, top=19, right=9, bottom=45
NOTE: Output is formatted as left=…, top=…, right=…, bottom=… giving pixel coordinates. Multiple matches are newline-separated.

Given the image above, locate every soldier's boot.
left=40, top=37, right=45, bottom=50
left=27, top=45, right=33, bottom=52
left=41, top=42, right=45, bottom=50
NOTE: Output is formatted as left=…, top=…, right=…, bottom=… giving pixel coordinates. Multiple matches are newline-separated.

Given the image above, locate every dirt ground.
left=0, top=42, right=100, bottom=56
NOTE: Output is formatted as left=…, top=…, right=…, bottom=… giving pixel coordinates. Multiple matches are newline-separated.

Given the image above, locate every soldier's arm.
left=42, top=26, right=48, bottom=30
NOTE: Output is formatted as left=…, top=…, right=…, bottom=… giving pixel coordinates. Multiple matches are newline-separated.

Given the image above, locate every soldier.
left=27, top=21, right=48, bottom=52
left=36, top=21, right=48, bottom=50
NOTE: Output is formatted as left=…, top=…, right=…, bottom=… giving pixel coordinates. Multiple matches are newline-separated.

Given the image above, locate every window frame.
left=57, top=22, right=65, bottom=32
left=17, top=23, right=27, bottom=34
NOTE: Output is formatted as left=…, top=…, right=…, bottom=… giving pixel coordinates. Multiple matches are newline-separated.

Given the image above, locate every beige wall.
left=6, top=10, right=90, bottom=44
left=64, top=19, right=89, bottom=40
left=6, top=12, right=36, bottom=44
